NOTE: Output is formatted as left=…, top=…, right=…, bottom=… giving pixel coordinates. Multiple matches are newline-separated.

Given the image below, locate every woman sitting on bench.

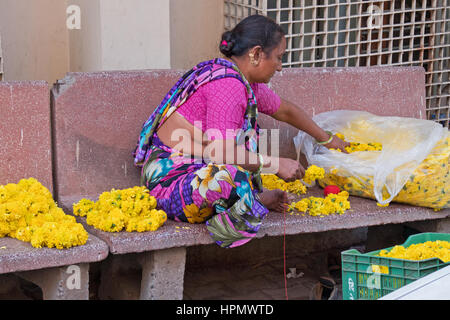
left=133, top=15, right=348, bottom=248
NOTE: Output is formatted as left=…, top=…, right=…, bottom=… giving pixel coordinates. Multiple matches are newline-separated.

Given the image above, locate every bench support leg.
left=138, top=247, right=186, bottom=300
left=406, top=217, right=450, bottom=234
left=15, top=263, right=89, bottom=300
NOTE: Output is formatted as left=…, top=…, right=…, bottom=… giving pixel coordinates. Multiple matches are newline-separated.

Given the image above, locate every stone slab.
left=51, top=67, right=426, bottom=203
left=0, top=81, right=53, bottom=192
left=139, top=247, right=186, bottom=300
left=0, top=234, right=109, bottom=274
left=17, top=263, right=90, bottom=300
left=59, top=187, right=450, bottom=255
left=51, top=70, right=185, bottom=203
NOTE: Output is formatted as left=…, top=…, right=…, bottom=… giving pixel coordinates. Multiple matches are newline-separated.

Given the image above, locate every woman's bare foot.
left=259, top=189, right=289, bottom=212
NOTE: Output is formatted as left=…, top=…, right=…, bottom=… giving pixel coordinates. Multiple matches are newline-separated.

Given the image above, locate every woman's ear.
left=249, top=46, right=263, bottom=66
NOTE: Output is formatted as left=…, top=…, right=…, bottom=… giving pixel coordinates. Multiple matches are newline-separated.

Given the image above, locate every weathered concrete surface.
left=98, top=248, right=186, bottom=300
left=60, top=187, right=450, bottom=255
left=0, top=81, right=53, bottom=192
left=0, top=235, right=109, bottom=275
left=98, top=253, right=141, bottom=300
left=270, top=67, right=425, bottom=119
left=17, top=263, right=89, bottom=300
left=139, top=247, right=186, bottom=300
left=51, top=70, right=185, bottom=203
left=406, top=218, right=450, bottom=234
left=259, top=187, right=450, bottom=238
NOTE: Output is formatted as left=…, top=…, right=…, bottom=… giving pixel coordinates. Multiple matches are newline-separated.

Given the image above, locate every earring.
left=249, top=53, right=258, bottom=66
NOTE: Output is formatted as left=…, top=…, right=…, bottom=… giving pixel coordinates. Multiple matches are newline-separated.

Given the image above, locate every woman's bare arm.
left=270, top=98, right=349, bottom=151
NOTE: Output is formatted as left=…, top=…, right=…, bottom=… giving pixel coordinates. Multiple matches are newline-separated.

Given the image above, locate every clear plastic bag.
left=293, top=110, right=449, bottom=209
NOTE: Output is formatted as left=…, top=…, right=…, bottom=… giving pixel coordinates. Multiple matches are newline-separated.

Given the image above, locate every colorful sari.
left=133, top=58, right=268, bottom=248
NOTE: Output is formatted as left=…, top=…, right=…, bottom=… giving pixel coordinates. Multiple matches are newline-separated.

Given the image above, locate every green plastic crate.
left=341, top=232, right=450, bottom=300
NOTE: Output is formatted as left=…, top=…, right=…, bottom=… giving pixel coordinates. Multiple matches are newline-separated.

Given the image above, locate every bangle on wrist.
left=256, top=153, right=264, bottom=174
left=316, top=131, right=334, bottom=145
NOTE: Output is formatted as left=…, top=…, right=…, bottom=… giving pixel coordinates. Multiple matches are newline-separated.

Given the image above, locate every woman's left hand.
left=324, top=135, right=350, bottom=153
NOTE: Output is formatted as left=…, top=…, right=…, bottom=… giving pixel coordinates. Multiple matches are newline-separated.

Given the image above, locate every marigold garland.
left=73, top=186, right=167, bottom=233
left=261, top=174, right=307, bottom=194
left=288, top=191, right=351, bottom=217
left=0, top=178, right=88, bottom=249
left=261, top=165, right=350, bottom=217
left=302, top=165, right=326, bottom=185
left=261, top=165, right=325, bottom=195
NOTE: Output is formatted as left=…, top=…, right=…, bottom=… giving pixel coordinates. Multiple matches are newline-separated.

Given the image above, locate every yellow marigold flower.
left=261, top=174, right=307, bottom=195
left=377, top=202, right=390, bottom=207
left=332, top=132, right=383, bottom=153
left=73, top=186, right=167, bottom=233
left=288, top=191, right=351, bottom=217
left=378, top=240, right=450, bottom=263
left=335, top=133, right=345, bottom=140
left=303, top=165, right=325, bottom=185
left=0, top=178, right=88, bottom=249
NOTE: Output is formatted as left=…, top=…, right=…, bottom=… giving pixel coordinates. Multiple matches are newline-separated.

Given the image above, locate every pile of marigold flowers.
left=0, top=178, right=88, bottom=249
left=73, top=186, right=167, bottom=233
left=331, top=132, right=383, bottom=153
left=378, top=240, right=450, bottom=263
left=261, top=174, right=307, bottom=195
left=262, top=165, right=351, bottom=216
left=288, top=191, right=351, bottom=217
left=262, top=165, right=325, bottom=195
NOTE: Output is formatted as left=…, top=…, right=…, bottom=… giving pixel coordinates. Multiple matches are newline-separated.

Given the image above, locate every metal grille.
left=224, top=0, right=450, bottom=128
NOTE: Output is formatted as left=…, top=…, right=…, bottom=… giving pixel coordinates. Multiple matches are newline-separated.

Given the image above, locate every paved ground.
left=183, top=253, right=343, bottom=300
left=0, top=251, right=343, bottom=300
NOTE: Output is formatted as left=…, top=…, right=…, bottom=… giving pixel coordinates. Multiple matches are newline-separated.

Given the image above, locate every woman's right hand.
left=276, top=157, right=305, bottom=182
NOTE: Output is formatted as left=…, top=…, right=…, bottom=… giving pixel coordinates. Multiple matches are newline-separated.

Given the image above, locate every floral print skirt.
left=141, top=133, right=269, bottom=248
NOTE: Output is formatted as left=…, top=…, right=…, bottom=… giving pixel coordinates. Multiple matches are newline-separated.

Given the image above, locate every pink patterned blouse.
left=177, top=77, right=281, bottom=140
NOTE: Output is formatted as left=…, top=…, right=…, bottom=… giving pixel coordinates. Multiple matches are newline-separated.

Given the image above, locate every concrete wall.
left=68, top=0, right=172, bottom=72
left=170, top=0, right=224, bottom=69
left=67, top=0, right=102, bottom=72
left=0, top=0, right=70, bottom=85
left=101, top=0, right=171, bottom=70
left=0, top=0, right=224, bottom=81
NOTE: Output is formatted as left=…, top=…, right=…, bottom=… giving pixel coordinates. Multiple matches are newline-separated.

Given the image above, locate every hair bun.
left=219, top=31, right=235, bottom=57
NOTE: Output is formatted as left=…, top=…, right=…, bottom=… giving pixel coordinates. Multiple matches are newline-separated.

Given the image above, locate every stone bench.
left=50, top=67, right=450, bottom=300
left=0, top=81, right=109, bottom=300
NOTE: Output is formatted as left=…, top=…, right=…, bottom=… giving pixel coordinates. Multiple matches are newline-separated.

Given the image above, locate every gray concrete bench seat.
left=63, top=188, right=450, bottom=255
left=50, top=66, right=450, bottom=300
left=0, top=81, right=109, bottom=300
left=0, top=235, right=108, bottom=299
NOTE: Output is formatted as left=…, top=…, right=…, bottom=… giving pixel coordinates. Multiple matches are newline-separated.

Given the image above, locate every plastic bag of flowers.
left=0, top=178, right=89, bottom=249
left=293, top=110, right=449, bottom=210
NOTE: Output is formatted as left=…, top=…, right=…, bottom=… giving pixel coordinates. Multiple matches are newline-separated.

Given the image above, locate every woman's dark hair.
left=220, top=15, right=285, bottom=58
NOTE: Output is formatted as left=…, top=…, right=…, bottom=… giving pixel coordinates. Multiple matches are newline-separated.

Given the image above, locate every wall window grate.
left=224, top=0, right=450, bottom=128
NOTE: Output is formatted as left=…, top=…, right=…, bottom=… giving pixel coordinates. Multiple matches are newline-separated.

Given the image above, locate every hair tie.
left=221, top=40, right=228, bottom=46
